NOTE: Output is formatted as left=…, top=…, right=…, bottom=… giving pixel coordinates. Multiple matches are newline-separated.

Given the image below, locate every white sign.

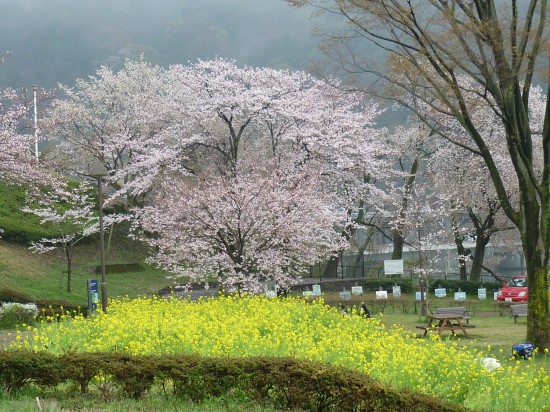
left=339, top=291, right=352, bottom=300
left=454, top=291, right=466, bottom=301
left=494, top=292, right=499, bottom=300
left=302, top=291, right=314, bottom=297
left=478, top=288, right=487, bottom=300
left=384, top=259, right=404, bottom=275
left=415, top=291, right=423, bottom=300
left=392, top=285, right=401, bottom=298
left=312, top=284, right=322, bottom=296
left=435, top=288, right=447, bottom=298
left=351, top=286, right=363, bottom=295
left=266, top=290, right=277, bottom=299
left=376, top=290, right=388, bottom=299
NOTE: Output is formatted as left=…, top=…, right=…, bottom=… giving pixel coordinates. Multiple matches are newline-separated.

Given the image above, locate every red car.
left=497, top=275, right=528, bottom=302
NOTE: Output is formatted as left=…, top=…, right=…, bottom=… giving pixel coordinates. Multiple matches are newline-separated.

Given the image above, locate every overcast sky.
left=0, top=0, right=329, bottom=89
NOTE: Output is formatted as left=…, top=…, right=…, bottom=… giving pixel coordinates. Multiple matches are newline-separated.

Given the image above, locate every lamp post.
left=89, top=162, right=109, bottom=313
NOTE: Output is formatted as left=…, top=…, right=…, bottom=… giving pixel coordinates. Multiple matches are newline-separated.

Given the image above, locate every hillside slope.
left=0, top=239, right=172, bottom=306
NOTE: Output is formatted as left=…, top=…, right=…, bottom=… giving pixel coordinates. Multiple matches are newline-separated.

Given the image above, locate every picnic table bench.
left=433, top=306, right=474, bottom=326
left=416, top=314, right=472, bottom=338
left=510, top=303, right=528, bottom=323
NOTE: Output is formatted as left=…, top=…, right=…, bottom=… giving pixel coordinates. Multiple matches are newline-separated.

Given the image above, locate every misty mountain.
left=0, top=0, right=329, bottom=89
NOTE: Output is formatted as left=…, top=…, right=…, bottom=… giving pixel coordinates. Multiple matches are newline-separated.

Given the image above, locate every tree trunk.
left=517, top=181, right=550, bottom=351
left=453, top=236, right=468, bottom=281
left=349, top=197, right=375, bottom=277
left=523, top=247, right=550, bottom=350
left=470, top=236, right=490, bottom=282
left=391, top=229, right=404, bottom=260
left=467, top=204, right=497, bottom=282
left=64, top=244, right=72, bottom=293
left=451, top=212, right=468, bottom=280
left=351, top=247, right=366, bottom=277
left=391, top=157, right=419, bottom=261
left=521, top=215, right=550, bottom=351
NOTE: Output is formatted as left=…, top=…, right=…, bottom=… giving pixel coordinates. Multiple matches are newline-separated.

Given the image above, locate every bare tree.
left=287, top=0, right=550, bottom=350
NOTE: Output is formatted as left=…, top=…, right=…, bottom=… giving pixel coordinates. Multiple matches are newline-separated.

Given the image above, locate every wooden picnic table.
left=416, top=314, right=471, bottom=338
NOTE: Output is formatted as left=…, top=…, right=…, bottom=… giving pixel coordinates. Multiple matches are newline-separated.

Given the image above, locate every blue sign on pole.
left=87, top=279, right=99, bottom=315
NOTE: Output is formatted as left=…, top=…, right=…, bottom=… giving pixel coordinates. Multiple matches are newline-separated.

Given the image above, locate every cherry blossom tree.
left=138, top=61, right=384, bottom=291
left=49, top=58, right=384, bottom=201
left=47, top=59, right=175, bottom=207
left=23, top=181, right=121, bottom=293
left=0, top=89, right=44, bottom=186
left=48, top=58, right=384, bottom=290
left=137, top=160, right=346, bottom=292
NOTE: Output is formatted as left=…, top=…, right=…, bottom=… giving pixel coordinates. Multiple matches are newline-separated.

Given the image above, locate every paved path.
left=0, top=330, right=18, bottom=348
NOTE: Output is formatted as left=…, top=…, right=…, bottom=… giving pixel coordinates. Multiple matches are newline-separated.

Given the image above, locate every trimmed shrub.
left=0, top=302, right=38, bottom=329
left=0, top=351, right=469, bottom=411
left=60, top=352, right=112, bottom=394
left=104, top=353, right=158, bottom=399
left=0, top=350, right=64, bottom=395
left=0, top=288, right=34, bottom=304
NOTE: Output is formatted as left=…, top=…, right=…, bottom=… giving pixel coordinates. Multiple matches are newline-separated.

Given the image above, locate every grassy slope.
left=0, top=238, right=172, bottom=306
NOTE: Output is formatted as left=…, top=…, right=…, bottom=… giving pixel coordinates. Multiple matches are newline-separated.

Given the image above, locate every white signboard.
left=312, top=284, right=322, bottom=296
left=303, top=291, right=314, bottom=297
left=454, top=291, right=466, bottom=301
left=478, top=288, right=487, bottom=300
left=392, top=285, right=401, bottom=298
left=351, top=286, right=363, bottom=295
left=339, top=291, right=352, bottom=300
left=435, top=288, right=447, bottom=298
left=415, top=291, right=423, bottom=300
left=266, top=290, right=277, bottom=299
left=376, top=290, right=388, bottom=299
left=384, top=259, right=404, bottom=275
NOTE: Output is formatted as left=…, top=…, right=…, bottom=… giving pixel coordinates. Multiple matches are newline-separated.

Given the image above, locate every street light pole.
left=89, top=162, right=109, bottom=313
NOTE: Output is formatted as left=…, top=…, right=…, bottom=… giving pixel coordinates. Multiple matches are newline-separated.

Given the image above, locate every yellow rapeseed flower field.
left=11, top=295, right=550, bottom=411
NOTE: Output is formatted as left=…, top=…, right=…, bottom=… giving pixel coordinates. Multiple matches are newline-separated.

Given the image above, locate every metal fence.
left=308, top=259, right=502, bottom=285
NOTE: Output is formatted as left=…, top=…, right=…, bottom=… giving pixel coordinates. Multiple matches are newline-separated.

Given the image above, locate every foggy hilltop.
left=0, top=0, right=330, bottom=89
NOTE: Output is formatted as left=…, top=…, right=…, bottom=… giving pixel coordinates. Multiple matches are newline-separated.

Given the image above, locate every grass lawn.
left=0, top=240, right=173, bottom=306
left=0, top=389, right=277, bottom=412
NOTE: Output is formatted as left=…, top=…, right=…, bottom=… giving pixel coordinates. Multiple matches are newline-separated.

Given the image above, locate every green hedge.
left=0, top=288, right=83, bottom=320
left=0, top=351, right=468, bottom=411
left=361, top=279, right=414, bottom=294
left=0, top=288, right=34, bottom=304
left=429, top=279, right=501, bottom=294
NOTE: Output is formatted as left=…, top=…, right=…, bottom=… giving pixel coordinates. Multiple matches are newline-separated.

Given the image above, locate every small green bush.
left=0, top=350, right=63, bottom=395
left=60, top=352, right=111, bottom=394
left=0, top=302, right=38, bottom=329
left=104, top=353, right=158, bottom=399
